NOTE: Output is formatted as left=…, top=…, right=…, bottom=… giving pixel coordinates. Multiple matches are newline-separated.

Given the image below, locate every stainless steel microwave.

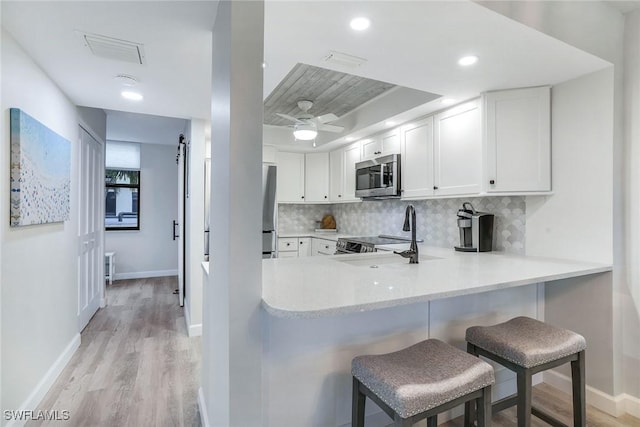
left=355, top=153, right=401, bottom=198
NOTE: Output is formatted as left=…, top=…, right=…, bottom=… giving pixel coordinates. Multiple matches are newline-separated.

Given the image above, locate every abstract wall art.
left=10, top=108, right=71, bottom=226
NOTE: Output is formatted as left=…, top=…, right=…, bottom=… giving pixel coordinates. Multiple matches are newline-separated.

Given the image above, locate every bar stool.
left=465, top=316, right=586, bottom=427
left=351, top=338, right=495, bottom=427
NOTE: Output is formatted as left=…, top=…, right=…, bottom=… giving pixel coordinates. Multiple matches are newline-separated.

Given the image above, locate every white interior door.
left=78, top=126, right=104, bottom=331
left=177, top=139, right=186, bottom=306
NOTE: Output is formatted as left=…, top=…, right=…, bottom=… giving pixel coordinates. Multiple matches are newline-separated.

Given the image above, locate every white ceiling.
left=1, top=1, right=217, bottom=121
left=2, top=1, right=612, bottom=149
left=106, top=110, right=188, bottom=146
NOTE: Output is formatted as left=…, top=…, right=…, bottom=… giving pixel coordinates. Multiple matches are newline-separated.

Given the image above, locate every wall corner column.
left=202, top=1, right=264, bottom=426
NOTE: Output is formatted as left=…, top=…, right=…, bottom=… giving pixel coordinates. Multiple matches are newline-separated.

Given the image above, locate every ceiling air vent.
left=82, top=32, right=146, bottom=65
left=322, top=51, right=367, bottom=68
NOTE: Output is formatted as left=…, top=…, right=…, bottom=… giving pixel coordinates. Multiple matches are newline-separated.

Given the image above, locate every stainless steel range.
left=335, top=235, right=423, bottom=254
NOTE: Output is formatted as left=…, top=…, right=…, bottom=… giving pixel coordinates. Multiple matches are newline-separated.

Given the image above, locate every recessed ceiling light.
left=121, top=90, right=143, bottom=101
left=441, top=98, right=456, bottom=105
left=385, top=121, right=396, bottom=126
left=458, top=55, right=479, bottom=66
left=350, top=17, right=370, bottom=31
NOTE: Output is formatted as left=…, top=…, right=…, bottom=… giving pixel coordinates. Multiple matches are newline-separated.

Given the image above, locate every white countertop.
left=277, top=231, right=350, bottom=241
left=262, top=245, right=612, bottom=319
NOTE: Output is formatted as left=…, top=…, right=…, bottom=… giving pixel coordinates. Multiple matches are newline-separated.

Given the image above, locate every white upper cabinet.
left=276, top=152, right=305, bottom=203
left=330, top=142, right=361, bottom=202
left=401, top=116, right=434, bottom=199
left=343, top=142, right=362, bottom=202
left=433, top=99, right=482, bottom=196
left=305, top=152, right=329, bottom=203
left=484, top=86, right=551, bottom=192
left=361, top=129, right=400, bottom=159
left=329, top=149, right=344, bottom=202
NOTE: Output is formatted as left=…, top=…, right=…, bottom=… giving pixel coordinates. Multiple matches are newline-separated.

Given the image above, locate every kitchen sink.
left=336, top=253, right=440, bottom=267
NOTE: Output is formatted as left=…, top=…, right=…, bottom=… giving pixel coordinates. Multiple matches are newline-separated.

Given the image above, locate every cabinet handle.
left=489, top=180, right=495, bottom=185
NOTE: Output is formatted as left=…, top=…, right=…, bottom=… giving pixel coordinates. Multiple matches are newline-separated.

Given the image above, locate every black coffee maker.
left=454, top=202, right=494, bottom=252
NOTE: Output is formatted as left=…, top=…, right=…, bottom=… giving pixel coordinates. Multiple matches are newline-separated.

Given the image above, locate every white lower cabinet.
left=312, top=238, right=337, bottom=256
left=278, top=237, right=324, bottom=257
left=298, top=238, right=312, bottom=257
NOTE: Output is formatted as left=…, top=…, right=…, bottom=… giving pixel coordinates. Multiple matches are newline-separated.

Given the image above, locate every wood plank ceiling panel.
left=264, top=63, right=396, bottom=126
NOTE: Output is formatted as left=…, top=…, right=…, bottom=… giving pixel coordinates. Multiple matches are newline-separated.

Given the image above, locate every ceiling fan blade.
left=276, top=113, right=299, bottom=122
left=315, top=113, right=339, bottom=123
left=318, top=123, right=344, bottom=133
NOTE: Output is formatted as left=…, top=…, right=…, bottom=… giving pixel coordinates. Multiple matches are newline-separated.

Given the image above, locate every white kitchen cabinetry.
left=484, top=86, right=551, bottom=192
left=312, top=238, right=337, bottom=256
left=277, top=152, right=305, bottom=203
left=305, top=153, right=329, bottom=203
left=298, top=238, right=312, bottom=257
left=433, top=99, right=482, bottom=196
left=401, top=116, right=435, bottom=198
left=278, top=237, right=312, bottom=258
left=361, top=129, right=401, bottom=159
left=329, top=142, right=361, bottom=203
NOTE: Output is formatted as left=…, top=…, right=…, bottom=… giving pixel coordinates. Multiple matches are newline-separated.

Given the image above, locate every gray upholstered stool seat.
left=465, top=316, right=586, bottom=368
left=464, top=317, right=586, bottom=427
left=351, top=339, right=494, bottom=426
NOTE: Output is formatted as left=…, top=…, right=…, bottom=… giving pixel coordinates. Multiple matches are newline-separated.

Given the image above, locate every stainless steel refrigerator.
left=262, top=165, right=277, bottom=259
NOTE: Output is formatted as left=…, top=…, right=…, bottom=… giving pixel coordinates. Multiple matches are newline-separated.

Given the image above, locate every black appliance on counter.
left=336, top=234, right=423, bottom=254
left=454, top=202, right=494, bottom=252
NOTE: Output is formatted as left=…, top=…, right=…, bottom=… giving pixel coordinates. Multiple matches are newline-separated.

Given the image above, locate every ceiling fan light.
left=293, top=129, right=318, bottom=141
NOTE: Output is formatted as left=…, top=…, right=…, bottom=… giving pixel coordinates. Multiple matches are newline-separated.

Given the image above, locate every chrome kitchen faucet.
left=394, top=204, right=419, bottom=264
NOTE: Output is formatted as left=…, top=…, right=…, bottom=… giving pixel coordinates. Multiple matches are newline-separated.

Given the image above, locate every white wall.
left=184, top=119, right=207, bottom=336
left=526, top=69, right=614, bottom=264
left=105, top=143, right=178, bottom=280
left=623, top=8, right=640, bottom=398
left=1, top=29, right=80, bottom=424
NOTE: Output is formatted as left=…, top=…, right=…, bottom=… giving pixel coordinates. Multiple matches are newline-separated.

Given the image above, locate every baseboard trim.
left=543, top=370, right=630, bottom=417
left=624, top=393, right=640, bottom=419
left=6, top=333, right=81, bottom=427
left=184, top=301, right=202, bottom=337
left=113, top=270, right=178, bottom=281
left=198, top=387, right=210, bottom=427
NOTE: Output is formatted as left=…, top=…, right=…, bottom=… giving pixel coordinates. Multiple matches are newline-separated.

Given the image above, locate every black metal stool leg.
left=352, top=377, right=365, bottom=427
left=427, top=415, right=437, bottom=427
left=476, top=385, right=492, bottom=427
left=517, top=370, right=532, bottom=427
left=465, top=342, right=479, bottom=427
left=571, top=350, right=586, bottom=427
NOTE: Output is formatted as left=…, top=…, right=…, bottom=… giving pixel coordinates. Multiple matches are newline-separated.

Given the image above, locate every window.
left=105, top=169, right=140, bottom=230
left=105, top=141, right=141, bottom=231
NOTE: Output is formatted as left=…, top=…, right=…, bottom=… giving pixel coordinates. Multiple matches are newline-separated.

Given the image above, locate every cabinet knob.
left=301, top=196, right=305, bottom=199
left=489, top=180, right=495, bottom=185
left=286, top=243, right=290, bottom=246
left=324, top=195, right=327, bottom=199
left=300, top=241, right=303, bottom=245
left=338, top=194, right=342, bottom=198
left=325, top=245, right=329, bottom=249
left=433, top=186, right=438, bottom=190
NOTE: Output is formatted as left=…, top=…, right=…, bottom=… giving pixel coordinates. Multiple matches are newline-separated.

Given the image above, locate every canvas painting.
left=10, top=108, right=71, bottom=226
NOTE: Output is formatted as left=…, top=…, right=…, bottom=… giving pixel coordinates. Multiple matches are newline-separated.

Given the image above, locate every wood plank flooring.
left=27, top=277, right=201, bottom=427
left=27, top=277, right=638, bottom=427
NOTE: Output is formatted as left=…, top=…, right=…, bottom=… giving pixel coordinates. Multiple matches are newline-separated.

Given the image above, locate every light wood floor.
left=28, top=277, right=638, bottom=427
left=27, top=276, right=202, bottom=427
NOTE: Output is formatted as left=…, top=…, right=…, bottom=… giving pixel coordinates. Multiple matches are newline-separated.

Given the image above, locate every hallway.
left=27, top=277, right=201, bottom=427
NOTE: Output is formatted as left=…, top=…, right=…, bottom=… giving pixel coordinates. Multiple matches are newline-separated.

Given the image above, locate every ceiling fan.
left=276, top=100, right=344, bottom=141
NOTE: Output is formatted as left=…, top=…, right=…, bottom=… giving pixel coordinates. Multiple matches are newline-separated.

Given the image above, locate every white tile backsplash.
left=278, top=196, right=526, bottom=254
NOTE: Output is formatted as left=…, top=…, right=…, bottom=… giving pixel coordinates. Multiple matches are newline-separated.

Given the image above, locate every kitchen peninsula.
left=260, top=247, right=611, bottom=427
